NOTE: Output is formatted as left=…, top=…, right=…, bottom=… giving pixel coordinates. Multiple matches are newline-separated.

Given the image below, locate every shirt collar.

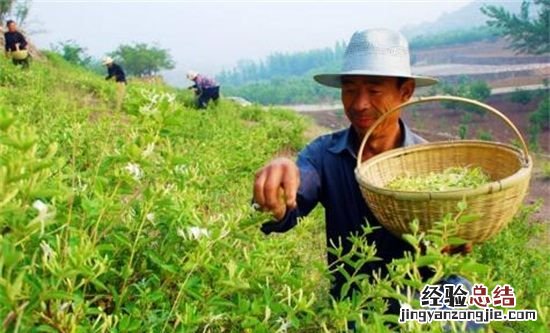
left=328, top=119, right=417, bottom=157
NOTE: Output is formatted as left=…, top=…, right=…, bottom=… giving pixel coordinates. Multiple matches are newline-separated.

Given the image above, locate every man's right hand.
left=253, top=157, right=300, bottom=220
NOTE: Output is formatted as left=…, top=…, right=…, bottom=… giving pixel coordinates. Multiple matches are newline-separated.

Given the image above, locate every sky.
left=25, top=0, right=475, bottom=86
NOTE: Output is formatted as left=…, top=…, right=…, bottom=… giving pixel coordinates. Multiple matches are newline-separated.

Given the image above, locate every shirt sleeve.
left=116, top=65, right=126, bottom=79
left=105, top=67, right=113, bottom=80
left=260, top=138, right=324, bottom=234
left=17, top=32, right=27, bottom=49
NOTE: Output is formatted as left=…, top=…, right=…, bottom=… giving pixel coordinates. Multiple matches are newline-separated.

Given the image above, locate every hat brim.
left=314, top=72, right=438, bottom=88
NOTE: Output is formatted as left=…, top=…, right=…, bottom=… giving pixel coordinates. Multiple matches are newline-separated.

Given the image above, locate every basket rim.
left=354, top=140, right=533, bottom=201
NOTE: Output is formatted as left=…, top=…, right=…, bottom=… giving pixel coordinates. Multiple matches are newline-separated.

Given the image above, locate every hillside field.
left=0, top=55, right=548, bottom=332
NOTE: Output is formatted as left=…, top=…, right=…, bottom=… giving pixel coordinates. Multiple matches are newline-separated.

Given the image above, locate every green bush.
left=477, top=130, right=493, bottom=141
left=409, top=26, right=498, bottom=50
left=440, top=77, right=492, bottom=116
left=510, top=88, right=534, bottom=105
left=529, top=97, right=549, bottom=130
left=541, top=161, right=550, bottom=180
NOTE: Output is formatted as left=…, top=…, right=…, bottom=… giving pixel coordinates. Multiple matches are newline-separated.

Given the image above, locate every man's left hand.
left=441, top=243, right=473, bottom=255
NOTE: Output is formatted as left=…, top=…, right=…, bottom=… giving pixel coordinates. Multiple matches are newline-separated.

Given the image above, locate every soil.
left=298, top=93, right=550, bottom=223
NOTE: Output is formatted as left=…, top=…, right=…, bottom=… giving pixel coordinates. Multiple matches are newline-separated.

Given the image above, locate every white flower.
left=32, top=200, right=56, bottom=236
left=146, top=213, right=155, bottom=223
left=188, top=227, right=209, bottom=240
left=139, top=102, right=158, bottom=115
left=174, top=164, right=187, bottom=175
left=275, top=318, right=291, bottom=333
left=161, top=183, right=175, bottom=195
left=176, top=227, right=210, bottom=240
left=33, top=200, right=48, bottom=216
left=124, top=162, right=143, bottom=180
left=59, top=302, right=72, bottom=312
left=40, top=241, right=55, bottom=262
left=142, top=143, right=155, bottom=158
left=165, top=93, right=176, bottom=103
left=399, top=302, right=412, bottom=310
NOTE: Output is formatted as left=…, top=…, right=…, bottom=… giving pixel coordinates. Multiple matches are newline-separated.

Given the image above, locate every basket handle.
left=356, top=95, right=530, bottom=169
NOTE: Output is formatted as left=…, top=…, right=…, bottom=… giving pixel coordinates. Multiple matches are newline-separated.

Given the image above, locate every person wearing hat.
left=186, top=70, right=220, bottom=109
left=4, top=20, right=30, bottom=68
left=103, top=57, right=127, bottom=112
left=253, top=29, right=480, bottom=331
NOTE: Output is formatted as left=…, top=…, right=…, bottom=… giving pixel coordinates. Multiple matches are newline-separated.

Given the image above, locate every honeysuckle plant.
left=0, top=55, right=547, bottom=333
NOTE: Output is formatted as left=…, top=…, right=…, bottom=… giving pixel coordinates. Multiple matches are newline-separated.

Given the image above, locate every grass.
left=541, top=161, right=550, bottom=181
left=0, top=53, right=547, bottom=332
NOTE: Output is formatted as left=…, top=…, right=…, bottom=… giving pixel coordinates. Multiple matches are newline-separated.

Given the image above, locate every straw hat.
left=186, top=70, right=198, bottom=80
left=314, top=29, right=438, bottom=88
left=102, top=56, right=114, bottom=66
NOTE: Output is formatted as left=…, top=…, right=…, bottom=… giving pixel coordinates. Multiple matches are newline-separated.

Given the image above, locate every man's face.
left=7, top=22, right=16, bottom=32
left=341, top=75, right=414, bottom=137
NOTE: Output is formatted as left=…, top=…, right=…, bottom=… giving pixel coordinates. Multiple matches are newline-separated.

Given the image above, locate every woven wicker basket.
left=11, top=50, right=28, bottom=60
left=355, top=96, right=532, bottom=243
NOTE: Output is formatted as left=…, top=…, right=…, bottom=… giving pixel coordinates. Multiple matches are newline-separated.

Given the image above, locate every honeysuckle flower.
left=399, top=302, right=412, bottom=310
left=276, top=318, right=291, bottom=333
left=142, top=143, right=155, bottom=158
left=176, top=227, right=186, bottom=238
left=162, top=183, right=176, bottom=195
left=139, top=104, right=156, bottom=115
left=32, top=200, right=55, bottom=236
left=188, top=226, right=209, bottom=240
left=165, top=93, right=176, bottom=103
left=174, top=164, right=187, bottom=175
left=33, top=200, right=48, bottom=216
left=124, top=162, right=143, bottom=180
left=176, top=226, right=210, bottom=240
left=146, top=213, right=155, bottom=223
left=59, top=302, right=72, bottom=312
left=40, top=241, right=55, bottom=262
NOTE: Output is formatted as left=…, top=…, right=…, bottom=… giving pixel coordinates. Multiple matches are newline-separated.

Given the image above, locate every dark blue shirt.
left=261, top=120, right=428, bottom=299
left=4, top=31, right=27, bottom=52
left=106, top=63, right=126, bottom=83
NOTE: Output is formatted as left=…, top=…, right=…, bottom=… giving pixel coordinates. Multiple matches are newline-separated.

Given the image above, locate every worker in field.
left=102, top=57, right=127, bottom=112
left=253, top=29, right=481, bottom=332
left=4, top=20, right=30, bottom=68
left=186, top=70, right=220, bottom=109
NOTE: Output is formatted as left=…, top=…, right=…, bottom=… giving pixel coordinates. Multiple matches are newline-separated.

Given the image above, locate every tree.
left=53, top=40, right=92, bottom=66
left=481, top=0, right=550, bottom=54
left=109, top=43, right=175, bottom=77
left=0, top=0, right=31, bottom=26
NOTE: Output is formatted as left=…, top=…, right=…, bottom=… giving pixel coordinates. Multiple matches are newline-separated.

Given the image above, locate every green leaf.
left=416, top=255, right=441, bottom=267
left=402, top=234, right=418, bottom=247
left=490, top=321, right=516, bottom=333
left=457, top=214, right=479, bottom=224
left=447, top=236, right=469, bottom=246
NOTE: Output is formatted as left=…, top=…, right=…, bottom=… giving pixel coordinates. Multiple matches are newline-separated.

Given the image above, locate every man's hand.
left=441, top=243, right=473, bottom=255
left=253, top=158, right=300, bottom=220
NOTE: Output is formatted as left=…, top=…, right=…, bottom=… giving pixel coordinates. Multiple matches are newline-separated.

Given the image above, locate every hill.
left=400, top=0, right=520, bottom=38
left=217, top=1, right=541, bottom=105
